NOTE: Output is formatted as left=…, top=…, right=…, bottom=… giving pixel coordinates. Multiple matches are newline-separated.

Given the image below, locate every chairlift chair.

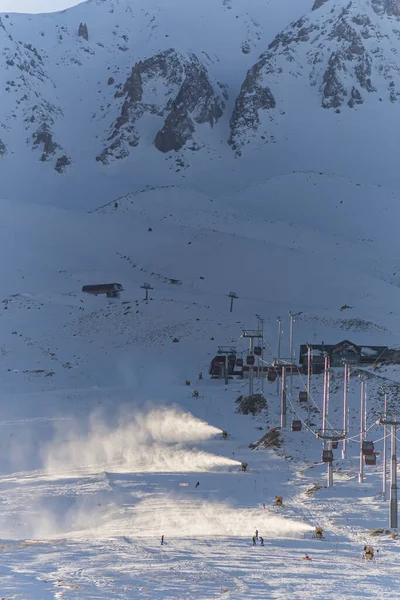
left=291, top=419, right=302, bottom=432
left=267, top=370, right=277, bottom=382
left=362, top=441, right=375, bottom=456
left=322, top=449, right=333, bottom=463
left=246, top=354, right=255, bottom=366
left=365, top=453, right=377, bottom=466
left=299, top=391, right=308, bottom=403
left=254, top=346, right=262, bottom=356
left=236, top=357, right=244, bottom=367
left=331, top=440, right=339, bottom=450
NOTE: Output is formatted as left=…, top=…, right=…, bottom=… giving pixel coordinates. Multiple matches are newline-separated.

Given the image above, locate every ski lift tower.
left=315, top=429, right=345, bottom=488
left=217, top=346, right=237, bottom=385
left=141, top=282, right=154, bottom=301
left=241, top=329, right=263, bottom=397
left=377, top=415, right=400, bottom=528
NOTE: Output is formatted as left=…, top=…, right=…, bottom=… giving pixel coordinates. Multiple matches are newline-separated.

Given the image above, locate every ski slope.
left=0, top=166, right=400, bottom=597
left=1, top=1, right=400, bottom=596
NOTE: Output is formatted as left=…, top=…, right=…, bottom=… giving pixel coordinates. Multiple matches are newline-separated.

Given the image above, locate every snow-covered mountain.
left=2, top=1, right=400, bottom=597
left=1, top=0, right=400, bottom=207
left=0, top=0, right=310, bottom=188
left=230, top=0, right=400, bottom=151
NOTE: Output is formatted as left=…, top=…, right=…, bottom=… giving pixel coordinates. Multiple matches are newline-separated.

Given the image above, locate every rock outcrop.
left=229, top=0, right=400, bottom=151
left=55, top=154, right=71, bottom=173
left=372, top=0, right=400, bottom=16
left=78, top=22, right=89, bottom=41
left=97, top=48, right=225, bottom=163
left=155, top=107, right=195, bottom=153
left=229, top=62, right=276, bottom=154
left=32, top=123, right=58, bottom=161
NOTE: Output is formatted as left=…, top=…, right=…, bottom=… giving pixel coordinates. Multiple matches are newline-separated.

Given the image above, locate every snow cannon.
left=314, top=526, right=324, bottom=539
left=275, top=495, right=283, bottom=507
left=240, top=462, right=248, bottom=472
left=363, top=545, right=374, bottom=560
left=221, top=430, right=228, bottom=440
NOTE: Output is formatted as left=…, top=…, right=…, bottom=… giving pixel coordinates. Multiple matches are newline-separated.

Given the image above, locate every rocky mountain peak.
left=97, top=48, right=225, bottom=163
left=229, top=0, right=400, bottom=151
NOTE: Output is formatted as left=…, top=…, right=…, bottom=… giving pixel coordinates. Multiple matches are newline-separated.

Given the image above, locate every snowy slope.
left=2, top=0, right=400, bottom=210
left=0, top=165, right=400, bottom=595
left=1, top=0, right=400, bottom=597
left=0, top=0, right=313, bottom=206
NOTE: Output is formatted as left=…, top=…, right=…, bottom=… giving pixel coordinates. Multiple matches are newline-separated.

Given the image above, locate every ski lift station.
left=82, top=282, right=123, bottom=298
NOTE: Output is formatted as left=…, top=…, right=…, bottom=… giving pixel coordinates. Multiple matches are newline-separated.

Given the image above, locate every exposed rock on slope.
left=0, top=17, right=67, bottom=170
left=371, top=0, right=400, bottom=15
left=155, top=107, right=195, bottom=153
left=229, top=0, right=400, bottom=151
left=78, top=22, right=89, bottom=40
left=228, top=62, right=276, bottom=154
left=97, top=49, right=225, bottom=163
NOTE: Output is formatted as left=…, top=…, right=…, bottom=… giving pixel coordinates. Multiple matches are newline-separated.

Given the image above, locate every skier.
left=161, top=535, right=164, bottom=546
left=303, top=554, right=312, bottom=561
left=195, top=481, right=200, bottom=488
left=259, top=536, right=264, bottom=546
left=252, top=536, right=257, bottom=546
left=363, top=545, right=374, bottom=560
left=255, top=529, right=259, bottom=540
left=263, top=503, right=266, bottom=510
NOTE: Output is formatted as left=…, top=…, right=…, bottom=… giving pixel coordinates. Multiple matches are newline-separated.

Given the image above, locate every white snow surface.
left=1, top=0, right=400, bottom=598
left=0, top=172, right=400, bottom=597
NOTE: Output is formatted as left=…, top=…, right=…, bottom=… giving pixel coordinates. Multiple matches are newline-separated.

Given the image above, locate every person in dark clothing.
left=255, top=529, right=259, bottom=540
left=161, top=535, right=164, bottom=545
left=195, top=481, right=200, bottom=488
left=259, top=536, right=264, bottom=546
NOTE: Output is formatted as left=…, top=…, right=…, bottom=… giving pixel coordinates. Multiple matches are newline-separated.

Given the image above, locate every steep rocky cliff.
left=229, top=0, right=400, bottom=151
left=0, top=0, right=400, bottom=185
left=96, top=49, right=225, bottom=164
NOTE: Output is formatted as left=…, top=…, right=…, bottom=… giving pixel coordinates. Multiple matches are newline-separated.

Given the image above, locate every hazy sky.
left=0, top=0, right=83, bottom=13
